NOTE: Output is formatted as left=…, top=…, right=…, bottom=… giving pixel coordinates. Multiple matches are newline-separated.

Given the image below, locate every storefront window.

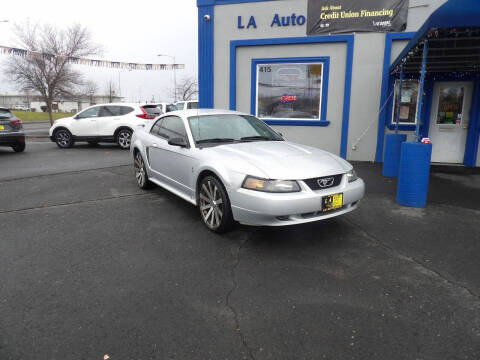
left=392, top=80, right=419, bottom=124
left=256, top=63, right=323, bottom=120
left=436, top=86, right=464, bottom=125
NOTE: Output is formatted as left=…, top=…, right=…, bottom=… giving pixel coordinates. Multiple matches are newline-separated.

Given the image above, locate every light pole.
left=157, top=54, right=177, bottom=102
left=118, top=69, right=132, bottom=100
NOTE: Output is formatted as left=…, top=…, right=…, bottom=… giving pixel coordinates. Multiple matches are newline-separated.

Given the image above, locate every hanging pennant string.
left=0, top=45, right=185, bottom=71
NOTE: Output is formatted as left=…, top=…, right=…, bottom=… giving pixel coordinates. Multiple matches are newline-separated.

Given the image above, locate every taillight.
left=136, top=107, right=155, bottom=120
left=10, top=119, right=22, bottom=126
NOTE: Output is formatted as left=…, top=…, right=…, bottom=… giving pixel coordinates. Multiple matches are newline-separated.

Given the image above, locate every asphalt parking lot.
left=1, top=140, right=479, bottom=360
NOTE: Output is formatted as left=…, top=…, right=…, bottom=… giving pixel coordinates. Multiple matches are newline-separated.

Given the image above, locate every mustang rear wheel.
left=134, top=151, right=153, bottom=189
left=117, top=129, right=132, bottom=149
left=198, top=175, right=233, bottom=233
left=54, top=128, right=74, bottom=148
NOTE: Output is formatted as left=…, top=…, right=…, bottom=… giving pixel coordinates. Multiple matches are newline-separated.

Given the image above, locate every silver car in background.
left=131, top=109, right=365, bottom=232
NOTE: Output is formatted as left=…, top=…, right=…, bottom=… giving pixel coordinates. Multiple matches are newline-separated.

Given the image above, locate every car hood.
left=204, top=141, right=351, bottom=179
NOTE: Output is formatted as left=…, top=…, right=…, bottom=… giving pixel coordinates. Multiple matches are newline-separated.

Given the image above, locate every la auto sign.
left=237, top=13, right=307, bottom=29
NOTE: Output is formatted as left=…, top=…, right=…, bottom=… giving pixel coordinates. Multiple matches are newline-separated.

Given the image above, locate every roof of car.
left=0, top=107, right=10, bottom=111
left=88, top=102, right=142, bottom=107
left=167, top=108, right=249, bottom=117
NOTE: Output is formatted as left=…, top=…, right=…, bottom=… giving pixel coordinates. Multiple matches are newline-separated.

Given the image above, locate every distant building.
left=0, top=93, right=124, bottom=113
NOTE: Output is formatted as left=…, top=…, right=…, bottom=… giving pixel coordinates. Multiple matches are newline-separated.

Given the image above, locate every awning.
left=390, top=0, right=480, bottom=74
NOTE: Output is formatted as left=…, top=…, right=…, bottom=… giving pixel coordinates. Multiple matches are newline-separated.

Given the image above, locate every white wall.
left=210, top=0, right=455, bottom=161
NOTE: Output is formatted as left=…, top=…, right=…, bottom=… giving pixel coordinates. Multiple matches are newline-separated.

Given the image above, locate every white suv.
left=49, top=103, right=156, bottom=149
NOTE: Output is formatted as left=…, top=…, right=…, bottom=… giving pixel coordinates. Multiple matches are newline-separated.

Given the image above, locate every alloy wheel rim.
left=134, top=153, right=145, bottom=186
left=199, top=180, right=223, bottom=229
left=118, top=131, right=131, bottom=148
left=56, top=131, right=70, bottom=146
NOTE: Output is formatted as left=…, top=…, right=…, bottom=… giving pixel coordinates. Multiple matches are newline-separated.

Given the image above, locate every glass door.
left=428, top=82, right=473, bottom=163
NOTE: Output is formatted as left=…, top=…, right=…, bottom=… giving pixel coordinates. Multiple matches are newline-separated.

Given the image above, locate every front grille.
left=303, top=174, right=343, bottom=191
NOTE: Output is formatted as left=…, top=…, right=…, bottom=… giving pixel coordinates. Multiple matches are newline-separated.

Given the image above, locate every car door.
left=70, top=106, right=101, bottom=136
left=148, top=115, right=197, bottom=198
left=97, top=105, right=123, bottom=137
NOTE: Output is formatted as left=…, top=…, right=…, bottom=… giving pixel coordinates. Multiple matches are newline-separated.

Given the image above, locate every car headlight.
left=346, top=169, right=358, bottom=183
left=242, top=176, right=300, bottom=193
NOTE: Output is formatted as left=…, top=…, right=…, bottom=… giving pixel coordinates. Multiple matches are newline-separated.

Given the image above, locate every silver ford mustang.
left=131, top=109, right=365, bottom=232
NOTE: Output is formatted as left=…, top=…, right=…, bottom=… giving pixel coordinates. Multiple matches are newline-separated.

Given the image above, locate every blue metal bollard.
left=397, top=141, right=432, bottom=207
left=383, top=133, right=407, bottom=177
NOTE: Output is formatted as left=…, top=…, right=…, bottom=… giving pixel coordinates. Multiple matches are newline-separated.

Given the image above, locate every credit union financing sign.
left=307, top=0, right=408, bottom=34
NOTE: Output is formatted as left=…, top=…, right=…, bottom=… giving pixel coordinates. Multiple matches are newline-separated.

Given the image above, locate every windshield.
left=188, top=114, right=283, bottom=144
left=166, top=104, right=178, bottom=112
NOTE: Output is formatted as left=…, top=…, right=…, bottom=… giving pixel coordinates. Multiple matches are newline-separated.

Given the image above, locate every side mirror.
left=168, top=137, right=188, bottom=148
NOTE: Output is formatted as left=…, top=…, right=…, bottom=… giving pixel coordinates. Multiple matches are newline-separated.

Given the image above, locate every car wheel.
left=198, top=175, right=234, bottom=233
left=54, top=128, right=74, bottom=148
left=117, top=129, right=132, bottom=149
left=134, top=151, right=153, bottom=189
left=12, top=143, right=25, bottom=152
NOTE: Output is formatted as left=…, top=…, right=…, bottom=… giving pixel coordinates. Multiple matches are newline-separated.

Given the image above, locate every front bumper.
left=229, top=175, right=365, bottom=226
left=0, top=132, right=25, bottom=146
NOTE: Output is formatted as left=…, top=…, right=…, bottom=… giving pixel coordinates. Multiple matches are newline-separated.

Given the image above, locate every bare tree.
left=168, top=76, right=198, bottom=101
left=105, top=79, right=118, bottom=103
left=3, top=21, right=101, bottom=124
left=83, top=79, right=99, bottom=105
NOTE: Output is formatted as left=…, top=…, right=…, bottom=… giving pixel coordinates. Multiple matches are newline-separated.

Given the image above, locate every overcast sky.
left=0, top=0, right=198, bottom=103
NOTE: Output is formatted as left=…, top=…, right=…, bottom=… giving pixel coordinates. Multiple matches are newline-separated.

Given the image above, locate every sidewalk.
left=23, top=121, right=50, bottom=138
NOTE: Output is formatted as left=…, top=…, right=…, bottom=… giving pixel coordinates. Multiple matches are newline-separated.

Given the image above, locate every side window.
left=150, top=118, right=163, bottom=136
left=176, top=103, right=184, bottom=110
left=100, top=106, right=122, bottom=117
left=120, top=106, right=134, bottom=115
left=159, top=116, right=187, bottom=140
left=76, top=106, right=100, bottom=119
left=187, top=102, right=198, bottom=109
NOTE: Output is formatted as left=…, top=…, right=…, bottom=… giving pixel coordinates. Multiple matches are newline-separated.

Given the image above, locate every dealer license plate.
left=322, top=193, right=343, bottom=212
left=0, top=125, right=4, bottom=131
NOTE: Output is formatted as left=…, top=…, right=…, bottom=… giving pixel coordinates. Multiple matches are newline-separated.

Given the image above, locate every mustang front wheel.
left=134, top=151, right=153, bottom=189
left=198, top=175, right=233, bottom=233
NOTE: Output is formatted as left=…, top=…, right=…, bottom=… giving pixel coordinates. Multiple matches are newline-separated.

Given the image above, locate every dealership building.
left=196, top=0, right=480, bottom=167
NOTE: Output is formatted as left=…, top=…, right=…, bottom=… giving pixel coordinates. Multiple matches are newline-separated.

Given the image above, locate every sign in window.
left=437, top=86, right=464, bottom=125
left=256, top=63, right=323, bottom=121
left=392, top=80, right=419, bottom=124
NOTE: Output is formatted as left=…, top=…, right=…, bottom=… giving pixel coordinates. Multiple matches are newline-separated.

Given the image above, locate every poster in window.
left=256, top=63, right=323, bottom=120
left=307, top=0, right=408, bottom=35
left=399, top=105, right=409, bottom=120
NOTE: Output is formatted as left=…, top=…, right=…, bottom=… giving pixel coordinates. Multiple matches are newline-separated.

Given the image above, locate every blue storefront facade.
left=197, top=0, right=480, bottom=167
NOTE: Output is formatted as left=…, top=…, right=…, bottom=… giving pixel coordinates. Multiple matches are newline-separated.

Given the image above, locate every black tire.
left=12, top=143, right=25, bottom=152
left=87, top=141, right=99, bottom=146
left=134, top=151, right=153, bottom=190
left=198, top=175, right=234, bottom=233
left=117, top=128, right=132, bottom=149
left=54, top=128, right=74, bottom=148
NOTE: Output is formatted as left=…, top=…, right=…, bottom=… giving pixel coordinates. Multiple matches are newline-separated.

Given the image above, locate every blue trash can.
left=397, top=141, right=432, bottom=207
left=383, top=133, right=407, bottom=177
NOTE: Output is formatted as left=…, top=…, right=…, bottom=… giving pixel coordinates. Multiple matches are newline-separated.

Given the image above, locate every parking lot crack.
left=0, top=165, right=131, bottom=184
left=225, top=236, right=256, bottom=360
left=0, top=192, right=151, bottom=214
left=343, top=217, right=480, bottom=302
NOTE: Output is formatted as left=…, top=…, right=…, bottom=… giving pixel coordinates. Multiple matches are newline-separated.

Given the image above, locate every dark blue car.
left=0, top=107, right=25, bottom=152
